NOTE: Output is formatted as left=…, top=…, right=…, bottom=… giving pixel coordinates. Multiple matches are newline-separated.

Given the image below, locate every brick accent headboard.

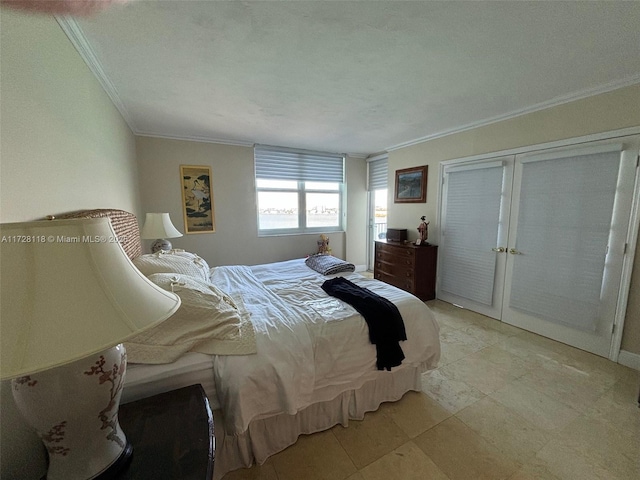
left=55, top=209, right=142, bottom=260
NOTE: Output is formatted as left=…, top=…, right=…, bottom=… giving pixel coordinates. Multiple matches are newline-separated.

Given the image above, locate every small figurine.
left=417, top=216, right=429, bottom=245
left=317, top=234, right=332, bottom=255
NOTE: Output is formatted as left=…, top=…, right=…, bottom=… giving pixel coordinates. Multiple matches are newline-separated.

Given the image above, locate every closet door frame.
left=436, top=127, right=640, bottom=361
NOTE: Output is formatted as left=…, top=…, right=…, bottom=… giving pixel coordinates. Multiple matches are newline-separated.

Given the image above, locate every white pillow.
left=133, top=250, right=210, bottom=281
left=125, top=273, right=256, bottom=364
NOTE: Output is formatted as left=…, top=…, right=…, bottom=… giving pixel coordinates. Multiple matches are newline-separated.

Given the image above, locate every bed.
left=58, top=209, right=441, bottom=479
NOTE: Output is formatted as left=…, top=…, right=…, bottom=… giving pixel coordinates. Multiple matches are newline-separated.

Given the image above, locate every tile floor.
left=222, top=300, right=640, bottom=480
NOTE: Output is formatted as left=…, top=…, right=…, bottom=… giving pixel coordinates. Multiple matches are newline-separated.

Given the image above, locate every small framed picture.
left=415, top=239, right=422, bottom=246
left=394, top=165, right=428, bottom=203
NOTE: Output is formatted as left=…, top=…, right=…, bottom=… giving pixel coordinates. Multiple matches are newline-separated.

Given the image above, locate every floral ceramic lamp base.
left=11, top=344, right=131, bottom=480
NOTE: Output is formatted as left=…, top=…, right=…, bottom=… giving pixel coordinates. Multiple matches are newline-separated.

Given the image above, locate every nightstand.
left=115, top=384, right=214, bottom=479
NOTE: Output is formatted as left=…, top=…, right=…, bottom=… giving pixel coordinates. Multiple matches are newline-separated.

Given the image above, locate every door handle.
left=491, top=247, right=506, bottom=253
left=509, top=248, right=522, bottom=255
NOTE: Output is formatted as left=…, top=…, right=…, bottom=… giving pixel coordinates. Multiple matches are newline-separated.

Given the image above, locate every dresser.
left=374, top=240, right=438, bottom=301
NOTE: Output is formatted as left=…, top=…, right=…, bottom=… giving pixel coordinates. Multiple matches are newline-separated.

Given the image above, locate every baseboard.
left=354, top=264, right=368, bottom=272
left=618, top=350, right=640, bottom=371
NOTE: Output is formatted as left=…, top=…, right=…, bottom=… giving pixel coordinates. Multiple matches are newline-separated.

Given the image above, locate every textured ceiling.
left=71, top=1, right=640, bottom=156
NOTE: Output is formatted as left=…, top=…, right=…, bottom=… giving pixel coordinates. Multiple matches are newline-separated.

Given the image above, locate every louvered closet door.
left=438, top=158, right=514, bottom=319
left=502, top=141, right=638, bottom=356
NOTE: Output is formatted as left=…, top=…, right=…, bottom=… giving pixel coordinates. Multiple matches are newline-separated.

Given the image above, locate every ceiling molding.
left=135, top=131, right=255, bottom=148
left=137, top=132, right=373, bottom=157
left=55, top=16, right=137, bottom=132
left=387, top=75, right=640, bottom=152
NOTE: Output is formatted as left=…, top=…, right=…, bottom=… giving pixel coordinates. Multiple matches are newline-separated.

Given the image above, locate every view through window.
left=257, top=180, right=341, bottom=231
left=373, top=189, right=388, bottom=239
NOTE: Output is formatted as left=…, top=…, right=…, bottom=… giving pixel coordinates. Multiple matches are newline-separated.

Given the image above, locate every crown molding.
left=138, top=132, right=374, bottom=157
left=387, top=75, right=640, bottom=152
left=55, top=16, right=137, bottom=132
left=135, top=131, right=255, bottom=148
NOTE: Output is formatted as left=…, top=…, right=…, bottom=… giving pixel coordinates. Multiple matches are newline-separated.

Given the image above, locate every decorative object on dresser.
left=374, top=239, right=438, bottom=301
left=394, top=165, right=428, bottom=203
left=416, top=215, right=430, bottom=245
left=0, top=217, right=181, bottom=480
left=140, top=212, right=183, bottom=253
left=116, top=384, right=214, bottom=479
left=386, top=228, right=408, bottom=243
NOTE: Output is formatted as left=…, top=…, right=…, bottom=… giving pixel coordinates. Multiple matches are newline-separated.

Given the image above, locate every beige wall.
left=0, top=11, right=139, bottom=479
left=136, top=136, right=367, bottom=266
left=0, top=12, right=140, bottom=223
left=388, top=84, right=640, bottom=355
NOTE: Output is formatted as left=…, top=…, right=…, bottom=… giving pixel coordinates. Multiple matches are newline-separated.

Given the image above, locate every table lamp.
left=0, top=218, right=181, bottom=480
left=140, top=212, right=183, bottom=253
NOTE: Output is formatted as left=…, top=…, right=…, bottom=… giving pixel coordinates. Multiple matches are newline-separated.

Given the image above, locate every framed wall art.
left=394, top=165, right=428, bottom=203
left=180, top=165, right=216, bottom=234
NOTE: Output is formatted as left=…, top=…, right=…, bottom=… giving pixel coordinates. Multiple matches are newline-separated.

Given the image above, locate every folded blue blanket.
left=305, top=254, right=355, bottom=275
left=321, top=277, right=406, bottom=371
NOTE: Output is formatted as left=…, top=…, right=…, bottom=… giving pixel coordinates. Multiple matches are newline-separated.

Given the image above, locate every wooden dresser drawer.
left=375, top=262, right=414, bottom=279
left=376, top=271, right=414, bottom=292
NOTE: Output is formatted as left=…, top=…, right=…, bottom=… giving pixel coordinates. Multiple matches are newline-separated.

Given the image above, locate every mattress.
left=123, top=352, right=219, bottom=408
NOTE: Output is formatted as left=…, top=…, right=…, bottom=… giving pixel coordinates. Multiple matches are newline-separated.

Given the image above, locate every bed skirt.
left=212, top=362, right=425, bottom=479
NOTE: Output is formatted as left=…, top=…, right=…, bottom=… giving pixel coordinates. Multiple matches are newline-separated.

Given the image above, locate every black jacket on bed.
left=321, top=277, right=407, bottom=371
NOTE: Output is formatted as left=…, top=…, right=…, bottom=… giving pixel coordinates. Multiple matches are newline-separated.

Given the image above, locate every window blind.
left=509, top=148, right=621, bottom=331
left=440, top=163, right=505, bottom=305
left=368, top=156, right=388, bottom=191
left=255, top=145, right=344, bottom=183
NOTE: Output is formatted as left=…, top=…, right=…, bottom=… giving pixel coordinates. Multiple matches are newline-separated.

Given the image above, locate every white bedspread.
left=210, top=259, right=440, bottom=434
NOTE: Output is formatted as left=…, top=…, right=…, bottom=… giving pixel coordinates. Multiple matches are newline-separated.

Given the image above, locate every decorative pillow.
left=133, top=250, right=210, bottom=282
left=305, top=254, right=355, bottom=276
left=125, top=273, right=257, bottom=364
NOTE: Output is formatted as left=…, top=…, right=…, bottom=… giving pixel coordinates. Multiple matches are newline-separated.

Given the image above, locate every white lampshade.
left=140, top=212, right=182, bottom=240
left=0, top=217, right=181, bottom=379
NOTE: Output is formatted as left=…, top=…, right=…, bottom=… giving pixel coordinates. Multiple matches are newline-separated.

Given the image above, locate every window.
left=255, top=145, right=345, bottom=235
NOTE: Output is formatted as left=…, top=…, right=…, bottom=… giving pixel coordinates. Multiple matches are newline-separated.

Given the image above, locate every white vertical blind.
left=368, top=156, right=388, bottom=191
left=440, top=163, right=505, bottom=305
left=255, top=145, right=344, bottom=183
left=509, top=148, right=621, bottom=330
